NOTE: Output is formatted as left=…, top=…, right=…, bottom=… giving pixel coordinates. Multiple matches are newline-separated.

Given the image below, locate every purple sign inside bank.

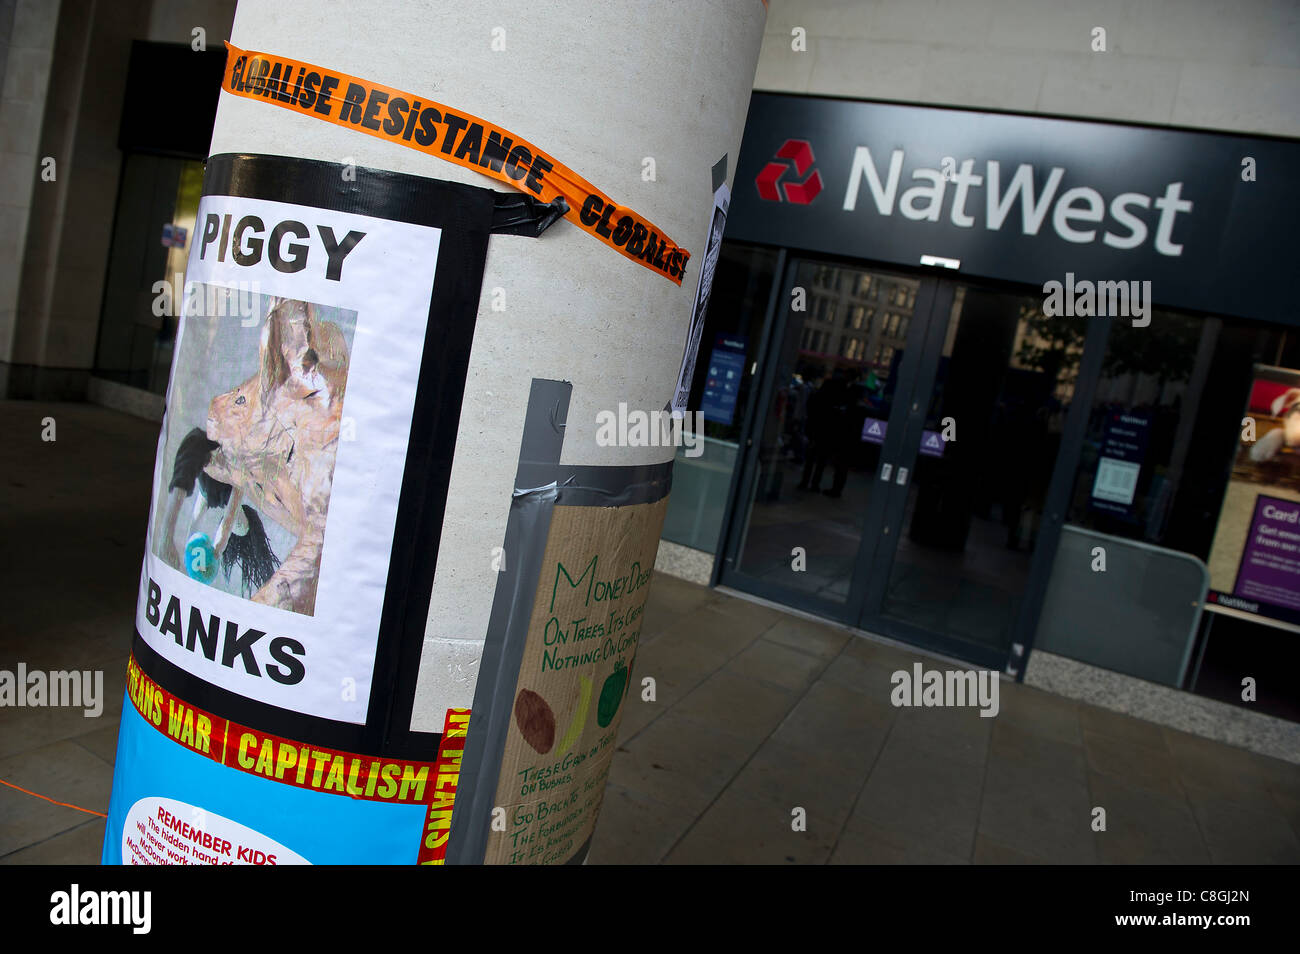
left=1234, top=494, right=1300, bottom=612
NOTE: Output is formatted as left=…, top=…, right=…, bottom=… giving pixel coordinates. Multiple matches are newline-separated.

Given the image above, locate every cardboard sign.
left=484, top=498, right=667, bottom=865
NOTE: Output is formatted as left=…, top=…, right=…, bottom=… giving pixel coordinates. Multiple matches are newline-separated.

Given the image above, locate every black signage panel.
left=729, top=93, right=1297, bottom=323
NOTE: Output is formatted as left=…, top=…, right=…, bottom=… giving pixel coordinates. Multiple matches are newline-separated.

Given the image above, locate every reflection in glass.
left=735, top=262, right=920, bottom=604
left=882, top=288, right=1076, bottom=651
left=662, top=243, right=779, bottom=553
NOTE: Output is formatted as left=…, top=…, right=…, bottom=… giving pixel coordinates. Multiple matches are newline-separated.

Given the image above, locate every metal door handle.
left=880, top=463, right=892, bottom=482
left=896, top=466, right=909, bottom=486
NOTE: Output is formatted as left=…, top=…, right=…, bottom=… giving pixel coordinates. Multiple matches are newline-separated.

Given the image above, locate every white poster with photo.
left=137, top=193, right=442, bottom=724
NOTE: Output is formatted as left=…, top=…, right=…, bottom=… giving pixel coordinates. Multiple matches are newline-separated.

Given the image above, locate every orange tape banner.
left=221, top=42, right=689, bottom=285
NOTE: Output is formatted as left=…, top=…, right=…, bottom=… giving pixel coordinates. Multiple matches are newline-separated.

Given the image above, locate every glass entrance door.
left=858, top=284, right=1078, bottom=667
left=719, top=259, right=939, bottom=616
left=719, top=257, right=1080, bottom=671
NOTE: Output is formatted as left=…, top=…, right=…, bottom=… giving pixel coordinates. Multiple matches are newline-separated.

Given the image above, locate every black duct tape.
left=491, top=193, right=569, bottom=237
left=554, top=461, right=673, bottom=508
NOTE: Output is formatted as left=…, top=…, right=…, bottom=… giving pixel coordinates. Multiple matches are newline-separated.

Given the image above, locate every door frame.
left=712, top=253, right=1110, bottom=678
left=848, top=278, right=958, bottom=623
left=712, top=256, right=952, bottom=626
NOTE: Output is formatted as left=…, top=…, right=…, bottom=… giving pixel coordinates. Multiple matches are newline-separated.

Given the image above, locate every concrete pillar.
left=104, top=0, right=765, bottom=865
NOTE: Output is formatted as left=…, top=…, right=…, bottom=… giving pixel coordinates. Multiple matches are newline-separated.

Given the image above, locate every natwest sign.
left=841, top=148, right=1192, bottom=257
left=727, top=93, right=1296, bottom=324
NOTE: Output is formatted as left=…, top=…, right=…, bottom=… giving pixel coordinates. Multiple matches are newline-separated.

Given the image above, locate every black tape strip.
left=204, top=152, right=495, bottom=233
left=376, top=186, right=492, bottom=762
left=711, top=153, right=728, bottom=194
left=132, top=630, right=377, bottom=752
left=566, top=834, right=592, bottom=865
left=491, top=193, right=569, bottom=237
left=206, top=152, right=562, bottom=238
left=554, top=460, right=673, bottom=507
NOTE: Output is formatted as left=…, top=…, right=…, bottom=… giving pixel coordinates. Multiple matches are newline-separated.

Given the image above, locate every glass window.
left=1063, top=312, right=1275, bottom=555
left=661, top=242, right=780, bottom=553
left=882, top=286, right=1076, bottom=654
left=1040, top=309, right=1300, bottom=720
left=95, top=155, right=205, bottom=393
left=732, top=260, right=922, bottom=605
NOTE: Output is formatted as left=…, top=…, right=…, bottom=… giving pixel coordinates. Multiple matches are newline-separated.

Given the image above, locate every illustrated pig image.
left=199, top=298, right=350, bottom=615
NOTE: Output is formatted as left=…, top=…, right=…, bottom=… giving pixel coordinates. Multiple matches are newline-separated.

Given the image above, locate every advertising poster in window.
left=1088, top=410, right=1152, bottom=519
left=1207, top=365, right=1300, bottom=626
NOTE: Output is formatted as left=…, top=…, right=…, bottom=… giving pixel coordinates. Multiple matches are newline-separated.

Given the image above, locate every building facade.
left=3, top=0, right=1298, bottom=753
left=654, top=1, right=1300, bottom=753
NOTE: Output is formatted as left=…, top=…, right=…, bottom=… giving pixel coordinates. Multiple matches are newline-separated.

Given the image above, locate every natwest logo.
left=755, top=139, right=823, bottom=205
left=841, top=147, right=1194, bottom=257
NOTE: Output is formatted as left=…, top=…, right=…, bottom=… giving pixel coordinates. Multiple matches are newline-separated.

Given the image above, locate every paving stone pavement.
left=2, top=401, right=1299, bottom=864
left=590, top=578, right=1300, bottom=864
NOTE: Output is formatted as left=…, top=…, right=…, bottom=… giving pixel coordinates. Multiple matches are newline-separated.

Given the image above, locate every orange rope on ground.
left=0, top=777, right=108, bottom=818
